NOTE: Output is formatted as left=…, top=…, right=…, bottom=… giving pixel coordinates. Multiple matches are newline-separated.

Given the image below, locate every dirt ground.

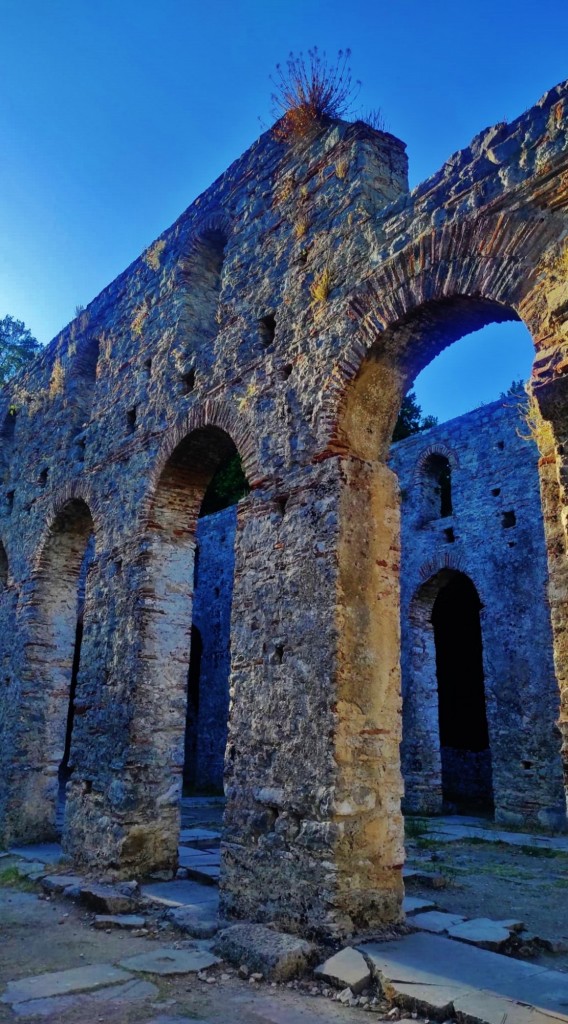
left=405, top=827, right=568, bottom=971
left=0, top=883, right=422, bottom=1024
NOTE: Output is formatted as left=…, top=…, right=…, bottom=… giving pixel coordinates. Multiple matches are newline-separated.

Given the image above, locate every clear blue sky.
left=1, top=1, right=566, bottom=421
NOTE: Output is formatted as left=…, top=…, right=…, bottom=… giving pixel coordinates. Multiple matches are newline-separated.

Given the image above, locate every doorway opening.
left=433, top=571, right=493, bottom=812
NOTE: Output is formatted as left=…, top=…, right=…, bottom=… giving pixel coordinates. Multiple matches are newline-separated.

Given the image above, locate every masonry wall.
left=0, top=78, right=566, bottom=938
left=389, top=399, right=566, bottom=830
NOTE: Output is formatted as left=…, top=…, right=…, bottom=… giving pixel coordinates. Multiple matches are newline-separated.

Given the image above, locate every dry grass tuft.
left=131, top=305, right=148, bottom=337
left=144, top=239, right=166, bottom=271
left=271, top=48, right=359, bottom=141
left=294, top=214, right=310, bottom=240
left=49, top=358, right=65, bottom=398
left=364, top=107, right=386, bottom=132
left=310, top=266, right=332, bottom=304
left=335, top=156, right=349, bottom=180
left=517, top=391, right=555, bottom=457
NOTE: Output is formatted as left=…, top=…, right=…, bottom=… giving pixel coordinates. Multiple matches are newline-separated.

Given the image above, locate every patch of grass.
left=519, top=844, right=566, bottom=859
left=404, top=816, right=431, bottom=840
left=0, top=866, right=36, bottom=891
left=335, top=156, right=349, bottom=179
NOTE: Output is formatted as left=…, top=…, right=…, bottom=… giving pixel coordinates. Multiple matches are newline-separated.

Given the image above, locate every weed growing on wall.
left=144, top=239, right=166, bottom=271
left=271, top=47, right=359, bottom=141
left=49, top=358, right=65, bottom=398
left=310, top=266, right=332, bottom=304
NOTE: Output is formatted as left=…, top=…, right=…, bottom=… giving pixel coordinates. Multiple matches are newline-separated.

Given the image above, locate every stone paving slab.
left=41, top=873, right=85, bottom=894
left=8, top=843, right=64, bottom=864
left=142, top=879, right=218, bottom=907
left=447, top=916, right=514, bottom=949
left=118, top=947, right=220, bottom=975
left=184, top=863, right=221, bottom=884
left=9, top=979, right=159, bottom=1018
left=94, top=913, right=147, bottom=929
left=178, top=848, right=221, bottom=866
left=359, top=932, right=568, bottom=1018
left=314, top=947, right=371, bottom=993
left=179, top=827, right=221, bottom=843
left=425, top=819, right=568, bottom=853
left=403, top=896, right=436, bottom=915
left=1, top=963, right=133, bottom=1004
left=410, top=910, right=466, bottom=933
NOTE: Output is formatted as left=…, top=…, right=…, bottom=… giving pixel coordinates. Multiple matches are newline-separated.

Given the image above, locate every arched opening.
left=57, top=533, right=95, bottom=822
left=176, top=226, right=228, bottom=386
left=334, top=288, right=566, bottom=925
left=20, top=499, right=95, bottom=841
left=422, top=452, right=452, bottom=520
left=137, top=424, right=249, bottom=872
left=434, top=572, right=493, bottom=810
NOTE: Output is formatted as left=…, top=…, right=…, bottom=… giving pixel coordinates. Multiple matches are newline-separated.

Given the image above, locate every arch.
left=421, top=451, right=453, bottom=520
left=139, top=399, right=263, bottom=531
left=13, top=497, right=96, bottom=842
left=415, top=443, right=459, bottom=475
left=318, top=208, right=563, bottom=459
left=401, top=568, right=493, bottom=815
left=127, top=420, right=251, bottom=874
left=34, top=481, right=103, bottom=571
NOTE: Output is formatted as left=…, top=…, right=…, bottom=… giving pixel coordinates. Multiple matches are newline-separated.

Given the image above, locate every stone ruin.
left=0, top=78, right=567, bottom=941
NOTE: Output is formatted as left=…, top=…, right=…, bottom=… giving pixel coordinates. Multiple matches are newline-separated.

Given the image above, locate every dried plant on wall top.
left=271, top=47, right=360, bottom=141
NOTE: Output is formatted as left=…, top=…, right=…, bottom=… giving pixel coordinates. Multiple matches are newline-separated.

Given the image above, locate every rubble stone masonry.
left=0, top=79, right=567, bottom=939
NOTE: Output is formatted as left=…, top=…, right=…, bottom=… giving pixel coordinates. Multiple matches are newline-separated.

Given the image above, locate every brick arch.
left=139, top=398, right=263, bottom=532
left=317, top=209, right=559, bottom=460
left=415, top=557, right=489, bottom=609
left=34, top=482, right=102, bottom=574
left=187, top=209, right=234, bottom=254
left=414, top=442, right=459, bottom=476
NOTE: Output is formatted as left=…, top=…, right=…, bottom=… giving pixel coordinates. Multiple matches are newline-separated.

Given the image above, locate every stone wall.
left=389, top=399, right=566, bottom=829
left=194, top=400, right=566, bottom=830
left=0, top=78, right=566, bottom=939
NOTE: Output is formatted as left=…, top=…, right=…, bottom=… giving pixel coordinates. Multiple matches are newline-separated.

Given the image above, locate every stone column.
left=220, top=455, right=404, bottom=939
left=534, top=374, right=568, bottom=811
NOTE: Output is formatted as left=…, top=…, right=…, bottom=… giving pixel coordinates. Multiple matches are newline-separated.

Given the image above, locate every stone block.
left=314, top=946, right=371, bottom=993
left=42, top=874, right=84, bottom=895
left=79, top=883, right=138, bottom=914
left=214, top=923, right=316, bottom=980
left=166, top=904, right=220, bottom=938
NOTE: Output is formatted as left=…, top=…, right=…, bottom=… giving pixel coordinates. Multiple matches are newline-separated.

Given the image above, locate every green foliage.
left=501, top=378, right=526, bottom=398
left=200, top=454, right=250, bottom=517
left=0, top=316, right=41, bottom=386
left=392, top=390, right=437, bottom=442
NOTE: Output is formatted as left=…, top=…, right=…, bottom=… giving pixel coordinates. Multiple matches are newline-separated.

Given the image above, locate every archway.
left=131, top=423, right=250, bottom=874
left=329, top=277, right=567, bottom=925
left=14, top=498, right=95, bottom=842
left=401, top=569, right=493, bottom=816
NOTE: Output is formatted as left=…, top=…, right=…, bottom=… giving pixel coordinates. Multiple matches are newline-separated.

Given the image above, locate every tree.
left=0, top=316, right=41, bottom=386
left=500, top=378, right=526, bottom=398
left=392, top=390, right=437, bottom=442
left=200, top=454, right=250, bottom=517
